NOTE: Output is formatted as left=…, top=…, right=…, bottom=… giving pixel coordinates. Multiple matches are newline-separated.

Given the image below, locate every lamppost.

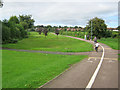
left=91, top=20, right=92, bottom=41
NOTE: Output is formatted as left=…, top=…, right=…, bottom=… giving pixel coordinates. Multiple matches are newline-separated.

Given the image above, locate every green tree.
left=64, top=26, right=68, bottom=31
left=74, top=26, right=78, bottom=28
left=55, top=28, right=59, bottom=38
left=19, top=22, right=28, bottom=30
left=85, top=17, right=107, bottom=39
left=2, top=15, right=34, bottom=44
left=19, top=15, right=35, bottom=29
left=8, top=21, right=17, bottom=39
left=59, top=26, right=62, bottom=28
left=15, top=27, right=21, bottom=38
left=2, top=23, right=11, bottom=43
left=43, top=28, right=48, bottom=38
left=46, top=25, right=52, bottom=31
left=16, top=24, right=26, bottom=38
left=8, top=16, right=19, bottom=24
left=2, top=19, right=9, bottom=27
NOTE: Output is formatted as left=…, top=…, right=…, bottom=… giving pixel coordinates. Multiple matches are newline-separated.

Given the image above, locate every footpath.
left=41, top=36, right=118, bottom=89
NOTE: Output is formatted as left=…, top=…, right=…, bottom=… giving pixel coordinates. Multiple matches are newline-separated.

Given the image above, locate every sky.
left=0, top=0, right=119, bottom=28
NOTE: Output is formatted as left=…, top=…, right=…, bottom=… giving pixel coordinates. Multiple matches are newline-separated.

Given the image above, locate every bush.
left=104, top=30, right=112, bottom=38
left=16, top=27, right=21, bottom=38
left=2, top=15, right=34, bottom=44
left=16, top=24, right=26, bottom=38
left=8, top=39, right=18, bottom=43
left=112, top=34, right=117, bottom=38
left=2, top=24, right=11, bottom=43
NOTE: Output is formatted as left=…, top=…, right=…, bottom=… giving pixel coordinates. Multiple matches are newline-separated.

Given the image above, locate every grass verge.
left=2, top=50, right=87, bottom=88
left=2, top=32, right=93, bottom=52
left=98, top=38, right=118, bottom=50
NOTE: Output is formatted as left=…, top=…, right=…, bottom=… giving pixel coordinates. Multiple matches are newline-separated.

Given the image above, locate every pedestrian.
left=87, top=35, right=89, bottom=40
left=95, top=41, right=99, bottom=52
left=94, top=36, right=97, bottom=44
left=85, top=35, right=86, bottom=40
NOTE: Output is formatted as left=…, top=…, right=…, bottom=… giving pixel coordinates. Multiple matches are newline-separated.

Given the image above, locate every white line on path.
left=88, top=58, right=91, bottom=61
left=85, top=44, right=105, bottom=90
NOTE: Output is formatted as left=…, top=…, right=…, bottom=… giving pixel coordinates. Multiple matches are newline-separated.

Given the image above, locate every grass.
left=2, top=50, right=87, bottom=88
left=60, top=31, right=88, bottom=39
left=98, top=38, right=118, bottom=50
left=2, top=32, right=93, bottom=52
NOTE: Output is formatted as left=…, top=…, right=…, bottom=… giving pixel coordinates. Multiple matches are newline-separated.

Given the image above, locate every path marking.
left=88, top=58, right=91, bottom=61
left=108, top=60, right=115, bottom=63
left=89, top=57, right=117, bottom=60
left=104, top=48, right=111, bottom=49
left=87, top=61, right=93, bottom=63
left=85, top=44, right=105, bottom=90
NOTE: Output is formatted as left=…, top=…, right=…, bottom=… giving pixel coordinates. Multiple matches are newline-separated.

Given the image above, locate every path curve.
left=41, top=36, right=118, bottom=88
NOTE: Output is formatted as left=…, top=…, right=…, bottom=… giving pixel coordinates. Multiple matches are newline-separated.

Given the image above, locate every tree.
left=59, top=26, right=62, bottom=28
left=8, top=21, right=17, bottom=39
left=64, top=26, right=68, bottom=31
left=16, top=24, right=26, bottom=38
left=74, top=26, right=78, bottom=28
left=8, top=16, right=19, bottom=24
left=38, top=27, right=42, bottom=35
left=79, top=26, right=82, bottom=29
left=85, top=17, right=107, bottom=39
left=2, top=23, right=11, bottom=43
left=15, top=27, right=21, bottom=38
left=55, top=28, right=59, bottom=38
left=46, top=25, right=52, bottom=31
left=2, top=19, right=9, bottom=27
left=43, top=28, right=48, bottom=38
left=46, top=25, right=52, bottom=28
left=19, top=22, right=28, bottom=30
left=19, top=15, right=35, bottom=29
left=2, top=15, right=34, bottom=44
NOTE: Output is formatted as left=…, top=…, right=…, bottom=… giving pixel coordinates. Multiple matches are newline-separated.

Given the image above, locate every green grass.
left=2, top=50, right=87, bottom=88
left=60, top=31, right=88, bottom=39
left=98, top=38, right=118, bottom=50
left=2, top=32, right=93, bottom=52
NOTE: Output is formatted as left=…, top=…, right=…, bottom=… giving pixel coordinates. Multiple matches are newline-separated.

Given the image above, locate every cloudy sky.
left=0, top=0, right=119, bottom=27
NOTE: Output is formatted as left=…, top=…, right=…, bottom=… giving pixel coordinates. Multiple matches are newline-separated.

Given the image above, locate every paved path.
left=2, top=48, right=91, bottom=55
left=41, top=36, right=118, bottom=89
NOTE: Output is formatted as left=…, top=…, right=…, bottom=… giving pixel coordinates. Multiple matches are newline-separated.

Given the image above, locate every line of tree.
left=34, top=17, right=118, bottom=39
left=2, top=15, right=35, bottom=44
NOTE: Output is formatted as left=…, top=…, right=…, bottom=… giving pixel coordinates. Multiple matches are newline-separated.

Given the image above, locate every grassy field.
left=2, top=50, right=87, bottom=88
left=2, top=32, right=93, bottom=52
left=98, top=38, right=118, bottom=50
left=60, top=31, right=88, bottom=39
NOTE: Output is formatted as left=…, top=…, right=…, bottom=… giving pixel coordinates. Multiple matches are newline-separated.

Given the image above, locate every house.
left=107, top=28, right=118, bottom=31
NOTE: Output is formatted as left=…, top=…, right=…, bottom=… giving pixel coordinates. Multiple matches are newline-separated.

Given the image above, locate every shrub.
left=2, top=24, right=11, bottom=43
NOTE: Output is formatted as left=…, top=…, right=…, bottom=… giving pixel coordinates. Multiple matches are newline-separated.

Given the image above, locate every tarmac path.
left=41, top=36, right=118, bottom=89
left=2, top=48, right=91, bottom=55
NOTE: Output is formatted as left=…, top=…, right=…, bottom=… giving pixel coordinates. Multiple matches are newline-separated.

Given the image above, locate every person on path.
left=87, top=35, right=89, bottom=40
left=94, top=36, right=97, bottom=44
left=84, top=35, right=86, bottom=40
left=95, top=41, right=99, bottom=52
